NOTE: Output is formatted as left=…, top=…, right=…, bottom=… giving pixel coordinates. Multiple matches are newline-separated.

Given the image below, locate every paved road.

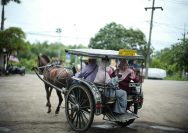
left=0, top=74, right=188, bottom=133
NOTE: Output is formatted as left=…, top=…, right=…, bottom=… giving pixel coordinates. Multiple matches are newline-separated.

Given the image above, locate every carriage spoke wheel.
left=116, top=102, right=138, bottom=127
left=65, top=85, right=94, bottom=132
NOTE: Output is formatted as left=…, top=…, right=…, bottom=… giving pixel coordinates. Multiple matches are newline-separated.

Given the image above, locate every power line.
left=152, top=21, right=186, bottom=31
left=26, top=32, right=90, bottom=40
left=145, top=20, right=186, bottom=31
left=160, top=0, right=188, bottom=5
left=165, top=0, right=188, bottom=5
left=26, top=32, right=58, bottom=37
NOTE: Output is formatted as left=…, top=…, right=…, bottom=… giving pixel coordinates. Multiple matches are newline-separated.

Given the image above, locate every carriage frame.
left=34, top=48, right=144, bottom=132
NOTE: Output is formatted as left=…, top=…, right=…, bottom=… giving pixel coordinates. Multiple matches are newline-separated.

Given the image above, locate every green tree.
left=151, top=38, right=188, bottom=79
left=89, top=22, right=147, bottom=51
left=151, top=48, right=177, bottom=76
left=171, top=39, right=188, bottom=78
left=0, top=27, right=27, bottom=67
left=17, top=41, right=87, bottom=72
left=88, top=22, right=147, bottom=63
left=1, top=0, right=21, bottom=30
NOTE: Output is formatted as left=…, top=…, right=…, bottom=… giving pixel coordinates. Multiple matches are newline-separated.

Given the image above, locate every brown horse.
left=37, top=54, right=72, bottom=114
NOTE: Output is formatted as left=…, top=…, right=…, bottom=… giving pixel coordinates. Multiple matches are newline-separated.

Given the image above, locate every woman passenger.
left=117, top=59, right=139, bottom=94
left=94, top=58, right=127, bottom=115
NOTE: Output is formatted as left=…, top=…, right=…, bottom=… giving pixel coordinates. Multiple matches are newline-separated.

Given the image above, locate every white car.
left=143, top=68, right=166, bottom=79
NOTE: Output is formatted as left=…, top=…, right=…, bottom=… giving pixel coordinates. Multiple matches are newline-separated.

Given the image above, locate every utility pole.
left=145, top=0, right=163, bottom=78
left=1, top=4, right=5, bottom=31
left=56, top=28, right=62, bottom=43
left=56, top=28, right=62, bottom=59
left=180, top=24, right=188, bottom=78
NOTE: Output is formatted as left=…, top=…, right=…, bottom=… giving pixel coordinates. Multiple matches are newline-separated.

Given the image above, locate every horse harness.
left=43, top=64, right=70, bottom=87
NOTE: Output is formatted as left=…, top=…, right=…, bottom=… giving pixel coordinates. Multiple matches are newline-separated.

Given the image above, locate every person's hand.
left=114, top=69, right=119, bottom=76
left=107, top=76, right=119, bottom=86
left=117, top=74, right=122, bottom=79
left=130, top=71, right=136, bottom=79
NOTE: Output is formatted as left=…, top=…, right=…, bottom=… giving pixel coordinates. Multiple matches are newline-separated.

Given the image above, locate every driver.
left=74, top=57, right=98, bottom=82
left=94, top=58, right=127, bottom=115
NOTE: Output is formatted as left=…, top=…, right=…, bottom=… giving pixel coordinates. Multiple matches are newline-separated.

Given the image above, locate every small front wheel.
left=65, top=84, right=95, bottom=132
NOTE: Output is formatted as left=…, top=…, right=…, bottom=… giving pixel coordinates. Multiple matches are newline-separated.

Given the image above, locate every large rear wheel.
left=65, top=84, right=95, bottom=132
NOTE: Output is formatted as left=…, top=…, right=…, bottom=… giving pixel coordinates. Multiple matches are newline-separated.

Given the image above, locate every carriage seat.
left=94, top=82, right=117, bottom=104
left=128, top=82, right=141, bottom=95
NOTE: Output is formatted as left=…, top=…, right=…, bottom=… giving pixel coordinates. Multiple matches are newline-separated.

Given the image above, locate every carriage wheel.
left=116, top=102, right=138, bottom=127
left=65, top=84, right=95, bottom=132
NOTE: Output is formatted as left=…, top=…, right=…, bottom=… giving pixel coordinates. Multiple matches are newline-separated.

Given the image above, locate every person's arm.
left=75, top=67, right=87, bottom=78
left=119, top=75, right=130, bottom=87
left=110, top=69, right=119, bottom=78
left=129, top=69, right=141, bottom=83
left=106, top=71, right=121, bottom=86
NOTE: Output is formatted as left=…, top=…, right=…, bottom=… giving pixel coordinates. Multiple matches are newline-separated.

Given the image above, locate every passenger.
left=94, top=58, right=127, bottom=114
left=106, top=66, right=113, bottom=76
left=128, top=60, right=139, bottom=70
left=75, top=57, right=98, bottom=82
left=117, top=59, right=139, bottom=94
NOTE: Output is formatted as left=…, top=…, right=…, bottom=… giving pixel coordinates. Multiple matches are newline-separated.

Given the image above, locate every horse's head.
left=37, top=54, right=51, bottom=74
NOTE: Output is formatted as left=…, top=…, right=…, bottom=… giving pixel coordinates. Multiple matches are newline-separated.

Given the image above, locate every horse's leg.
left=45, top=84, right=52, bottom=113
left=55, top=90, right=63, bottom=114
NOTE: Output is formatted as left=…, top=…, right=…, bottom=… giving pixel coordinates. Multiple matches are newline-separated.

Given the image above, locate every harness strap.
left=55, top=68, right=67, bottom=82
left=43, top=65, right=55, bottom=78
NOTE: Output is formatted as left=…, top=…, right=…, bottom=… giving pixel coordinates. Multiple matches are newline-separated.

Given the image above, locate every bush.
left=18, top=59, right=36, bottom=73
left=164, top=74, right=188, bottom=81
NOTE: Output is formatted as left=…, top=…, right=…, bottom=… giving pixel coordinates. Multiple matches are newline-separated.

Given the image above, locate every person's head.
left=88, top=57, right=97, bottom=64
left=118, top=59, right=129, bottom=71
left=99, top=58, right=110, bottom=70
left=128, top=60, right=133, bottom=65
left=101, top=57, right=109, bottom=64
left=82, top=56, right=89, bottom=65
left=129, top=60, right=137, bottom=65
left=102, top=58, right=111, bottom=67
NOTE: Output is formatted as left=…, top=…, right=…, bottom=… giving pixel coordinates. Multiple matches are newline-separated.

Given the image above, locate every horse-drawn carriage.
left=33, top=49, right=144, bottom=132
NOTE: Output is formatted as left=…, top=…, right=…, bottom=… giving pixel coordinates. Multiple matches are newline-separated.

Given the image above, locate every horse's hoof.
left=47, top=109, right=51, bottom=113
left=55, top=107, right=60, bottom=114
left=55, top=110, right=59, bottom=114
left=46, top=102, right=51, bottom=107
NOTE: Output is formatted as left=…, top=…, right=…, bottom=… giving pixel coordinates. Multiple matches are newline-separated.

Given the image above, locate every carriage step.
left=114, top=112, right=138, bottom=122
left=106, top=112, right=138, bottom=122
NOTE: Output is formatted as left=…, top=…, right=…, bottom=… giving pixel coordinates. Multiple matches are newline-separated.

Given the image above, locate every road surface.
left=0, top=74, right=188, bottom=133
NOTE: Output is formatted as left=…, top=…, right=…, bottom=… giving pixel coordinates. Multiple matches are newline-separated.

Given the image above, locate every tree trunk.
left=1, top=4, right=5, bottom=31
left=181, top=68, right=185, bottom=79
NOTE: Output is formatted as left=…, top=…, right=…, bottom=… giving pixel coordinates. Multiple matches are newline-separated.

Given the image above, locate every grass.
left=164, top=75, right=188, bottom=81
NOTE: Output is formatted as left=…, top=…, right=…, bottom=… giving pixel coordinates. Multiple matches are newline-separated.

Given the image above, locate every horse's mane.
left=40, top=54, right=51, bottom=63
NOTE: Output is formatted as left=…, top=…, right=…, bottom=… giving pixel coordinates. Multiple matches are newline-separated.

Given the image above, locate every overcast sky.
left=2, top=0, right=188, bottom=51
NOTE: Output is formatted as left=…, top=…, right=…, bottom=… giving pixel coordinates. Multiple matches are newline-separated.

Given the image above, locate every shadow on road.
left=87, top=121, right=188, bottom=133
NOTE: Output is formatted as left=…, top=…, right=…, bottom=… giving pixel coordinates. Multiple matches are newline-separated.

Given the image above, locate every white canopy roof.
left=65, top=49, right=144, bottom=60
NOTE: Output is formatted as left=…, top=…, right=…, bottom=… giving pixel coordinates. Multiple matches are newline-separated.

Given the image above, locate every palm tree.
left=1, top=0, right=21, bottom=30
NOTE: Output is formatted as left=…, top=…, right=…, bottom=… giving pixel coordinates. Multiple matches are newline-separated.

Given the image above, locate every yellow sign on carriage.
left=118, top=49, right=136, bottom=56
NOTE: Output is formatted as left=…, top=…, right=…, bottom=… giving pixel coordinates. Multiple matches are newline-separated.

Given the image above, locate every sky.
left=2, top=0, right=188, bottom=51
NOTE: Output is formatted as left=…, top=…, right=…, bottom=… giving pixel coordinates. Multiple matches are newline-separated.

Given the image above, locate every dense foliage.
left=151, top=38, right=188, bottom=80
left=0, top=27, right=27, bottom=66
left=17, top=42, right=86, bottom=72
left=89, top=22, right=147, bottom=50
left=1, top=24, right=187, bottom=80
left=88, top=22, right=148, bottom=63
